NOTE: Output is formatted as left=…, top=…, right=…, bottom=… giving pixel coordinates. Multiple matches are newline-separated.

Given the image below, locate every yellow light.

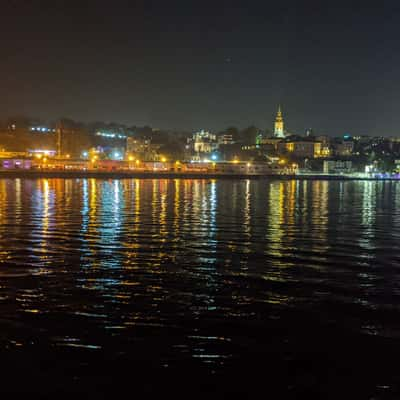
left=66, top=154, right=70, bottom=159
left=128, top=156, right=134, bottom=161
left=233, top=158, right=239, bottom=164
left=35, top=154, right=42, bottom=159
left=43, top=157, right=47, bottom=162
left=279, top=159, right=286, bottom=164
left=161, top=157, right=167, bottom=163
left=135, top=160, right=140, bottom=165
left=247, top=162, right=251, bottom=167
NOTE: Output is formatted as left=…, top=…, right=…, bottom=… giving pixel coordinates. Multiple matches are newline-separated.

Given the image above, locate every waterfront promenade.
left=0, top=169, right=394, bottom=180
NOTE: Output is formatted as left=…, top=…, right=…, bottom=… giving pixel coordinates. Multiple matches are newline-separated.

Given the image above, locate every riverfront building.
left=323, top=160, right=353, bottom=174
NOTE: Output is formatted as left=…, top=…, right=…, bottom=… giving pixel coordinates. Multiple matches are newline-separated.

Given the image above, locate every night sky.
left=2, top=0, right=400, bottom=136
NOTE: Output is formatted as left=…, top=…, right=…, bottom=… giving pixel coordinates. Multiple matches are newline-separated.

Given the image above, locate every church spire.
left=274, top=105, right=285, bottom=138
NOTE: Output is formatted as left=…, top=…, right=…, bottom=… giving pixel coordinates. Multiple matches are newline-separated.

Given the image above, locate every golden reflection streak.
left=42, top=179, right=50, bottom=235
left=134, top=179, right=141, bottom=228
left=122, top=179, right=142, bottom=268
left=244, top=179, right=251, bottom=230
left=15, top=178, right=21, bottom=214
left=87, top=178, right=101, bottom=269
left=310, top=181, right=329, bottom=255
left=195, top=180, right=209, bottom=242
left=65, top=179, right=73, bottom=211
left=301, top=180, right=308, bottom=226
left=182, top=180, right=193, bottom=225
left=89, top=178, right=97, bottom=222
left=0, top=180, right=6, bottom=223
left=287, top=180, right=296, bottom=225
left=279, top=180, right=297, bottom=251
left=193, top=180, right=201, bottom=227
left=267, top=182, right=285, bottom=259
left=241, top=180, right=251, bottom=254
left=151, top=179, right=158, bottom=230
left=37, top=179, right=51, bottom=261
left=159, top=180, right=167, bottom=239
left=173, top=179, right=181, bottom=233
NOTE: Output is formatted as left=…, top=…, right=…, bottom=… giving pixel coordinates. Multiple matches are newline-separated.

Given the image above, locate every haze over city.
left=2, top=0, right=400, bottom=135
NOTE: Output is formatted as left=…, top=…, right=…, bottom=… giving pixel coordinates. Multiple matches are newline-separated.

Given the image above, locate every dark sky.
left=1, top=0, right=400, bottom=135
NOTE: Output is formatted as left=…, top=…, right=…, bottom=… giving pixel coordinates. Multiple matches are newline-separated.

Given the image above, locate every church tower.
left=274, top=105, right=285, bottom=138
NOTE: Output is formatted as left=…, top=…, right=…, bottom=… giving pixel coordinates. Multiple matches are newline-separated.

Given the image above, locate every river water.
left=0, top=178, right=399, bottom=398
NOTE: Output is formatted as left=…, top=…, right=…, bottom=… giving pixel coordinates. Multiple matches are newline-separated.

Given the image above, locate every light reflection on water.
left=0, top=179, right=399, bottom=362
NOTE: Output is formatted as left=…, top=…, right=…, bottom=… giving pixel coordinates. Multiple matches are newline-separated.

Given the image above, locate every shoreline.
left=0, top=169, right=396, bottom=180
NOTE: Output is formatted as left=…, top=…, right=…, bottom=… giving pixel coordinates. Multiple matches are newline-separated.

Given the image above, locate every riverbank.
left=0, top=169, right=396, bottom=180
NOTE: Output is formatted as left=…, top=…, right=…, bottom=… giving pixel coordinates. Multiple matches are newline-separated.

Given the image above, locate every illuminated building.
left=192, top=130, right=218, bottom=153
left=27, top=149, right=57, bottom=157
left=96, top=131, right=127, bottom=139
left=30, top=158, right=90, bottom=170
left=277, top=141, right=322, bottom=158
left=0, top=151, right=27, bottom=158
left=274, top=105, right=285, bottom=138
left=333, top=141, right=354, bottom=156
left=30, top=126, right=56, bottom=133
left=323, top=160, right=353, bottom=174
left=319, top=146, right=331, bottom=157
left=218, top=133, right=235, bottom=145
left=126, top=137, right=161, bottom=161
left=187, top=130, right=218, bottom=161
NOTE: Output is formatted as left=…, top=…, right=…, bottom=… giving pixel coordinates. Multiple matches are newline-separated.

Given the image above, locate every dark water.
left=0, top=178, right=400, bottom=398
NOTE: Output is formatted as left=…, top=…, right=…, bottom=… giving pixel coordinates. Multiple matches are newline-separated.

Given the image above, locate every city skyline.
left=0, top=103, right=395, bottom=139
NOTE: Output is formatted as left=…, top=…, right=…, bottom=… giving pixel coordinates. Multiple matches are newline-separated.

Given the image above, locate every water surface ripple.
left=0, top=178, right=399, bottom=398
